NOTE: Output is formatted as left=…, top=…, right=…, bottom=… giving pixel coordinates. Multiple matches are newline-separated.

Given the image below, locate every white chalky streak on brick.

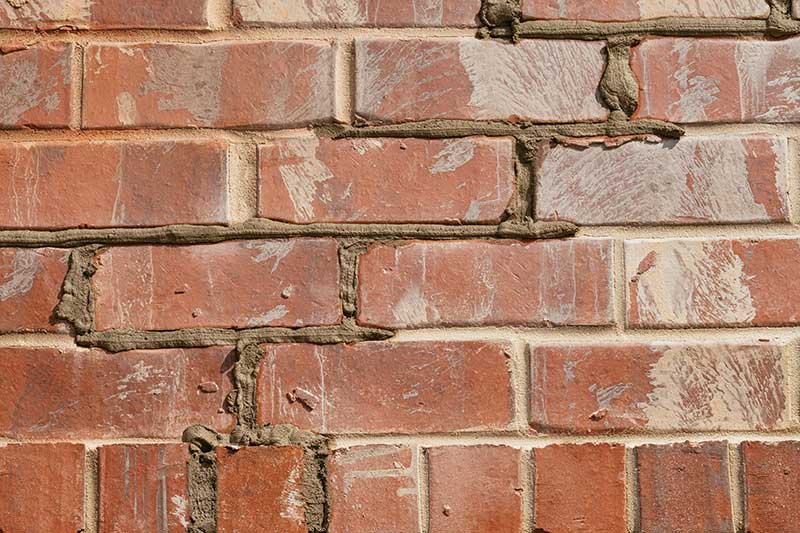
left=637, top=0, right=769, bottom=18
left=458, top=39, right=607, bottom=121
left=537, top=136, right=786, bottom=224
left=626, top=240, right=757, bottom=327
left=275, top=138, right=334, bottom=221
left=643, top=344, right=787, bottom=430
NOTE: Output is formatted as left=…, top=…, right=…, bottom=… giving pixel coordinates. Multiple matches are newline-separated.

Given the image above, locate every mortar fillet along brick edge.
left=181, top=340, right=331, bottom=533
left=478, top=0, right=800, bottom=39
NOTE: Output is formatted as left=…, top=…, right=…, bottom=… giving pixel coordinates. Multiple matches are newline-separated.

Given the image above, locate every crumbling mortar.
left=54, top=245, right=101, bottom=335
left=322, top=119, right=683, bottom=141
left=768, top=0, right=800, bottom=37
left=0, top=218, right=577, bottom=248
left=510, top=137, right=538, bottom=221
left=230, top=341, right=262, bottom=432
left=478, top=7, right=783, bottom=41
left=183, top=423, right=331, bottom=533
left=76, top=323, right=394, bottom=353
left=338, top=239, right=371, bottom=320
left=600, top=36, right=640, bottom=121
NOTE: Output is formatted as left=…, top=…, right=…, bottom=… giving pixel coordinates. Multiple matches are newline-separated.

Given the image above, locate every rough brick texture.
left=627, top=238, right=800, bottom=327
left=637, top=442, right=733, bottom=532
left=355, top=38, right=608, bottom=123
left=327, top=446, right=419, bottom=532
left=83, top=42, right=335, bottom=128
left=98, top=444, right=190, bottom=533
left=0, top=141, right=229, bottom=228
left=427, top=446, right=524, bottom=532
left=259, top=136, right=515, bottom=224
left=0, top=443, right=84, bottom=532
left=533, top=443, right=626, bottom=532
left=0, top=346, right=234, bottom=438
left=0, top=0, right=211, bottom=29
left=216, top=446, right=308, bottom=533
left=6, top=0, right=800, bottom=531
left=742, top=441, right=800, bottom=532
left=633, top=37, right=800, bottom=123
left=258, top=341, right=514, bottom=432
left=358, top=239, right=613, bottom=328
left=235, top=0, right=480, bottom=27
left=0, top=43, right=73, bottom=128
left=530, top=342, right=788, bottom=433
left=0, top=247, right=70, bottom=332
left=92, top=240, right=341, bottom=331
left=536, top=135, right=788, bottom=225
left=522, top=0, right=770, bottom=20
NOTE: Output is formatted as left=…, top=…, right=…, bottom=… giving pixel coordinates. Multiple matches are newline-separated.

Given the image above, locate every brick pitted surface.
left=3, top=0, right=800, bottom=530
left=636, top=442, right=734, bottom=532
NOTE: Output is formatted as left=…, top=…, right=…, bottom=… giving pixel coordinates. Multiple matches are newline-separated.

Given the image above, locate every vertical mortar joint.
left=54, top=244, right=101, bottom=335
left=338, top=240, right=370, bottom=321
left=480, top=0, right=522, bottom=41
left=229, top=342, right=263, bottom=434
left=767, top=0, right=798, bottom=36
left=600, top=36, right=640, bottom=122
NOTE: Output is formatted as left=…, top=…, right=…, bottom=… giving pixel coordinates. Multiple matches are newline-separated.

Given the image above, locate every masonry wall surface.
left=3, top=0, right=800, bottom=532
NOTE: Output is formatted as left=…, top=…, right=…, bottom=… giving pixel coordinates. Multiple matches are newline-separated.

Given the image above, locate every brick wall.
left=2, top=1, right=800, bottom=532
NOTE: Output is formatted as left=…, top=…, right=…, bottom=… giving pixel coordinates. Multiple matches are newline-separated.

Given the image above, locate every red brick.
left=633, top=37, right=800, bottom=123
left=259, top=136, right=515, bottom=224
left=0, top=141, right=228, bottom=229
left=0, top=247, right=69, bottom=333
left=235, top=0, right=480, bottom=26
left=530, top=342, right=788, bottom=433
left=355, top=38, right=607, bottom=123
left=0, top=0, right=210, bottom=29
left=536, top=135, right=788, bottom=225
left=217, top=446, right=307, bottom=533
left=257, top=341, right=514, bottom=433
left=90, top=0, right=211, bottom=29
left=522, top=0, right=769, bottom=21
left=0, top=346, right=234, bottom=439
left=427, top=446, right=523, bottom=532
left=327, top=446, right=419, bottom=533
left=358, top=239, right=613, bottom=328
left=533, top=444, right=626, bottom=533
left=742, top=441, right=800, bottom=532
left=92, top=239, right=341, bottom=331
left=99, top=444, right=190, bottom=533
left=0, top=443, right=84, bottom=532
left=626, top=238, right=800, bottom=327
left=636, top=442, right=733, bottom=533
left=83, top=41, right=335, bottom=128
left=0, top=43, right=73, bottom=128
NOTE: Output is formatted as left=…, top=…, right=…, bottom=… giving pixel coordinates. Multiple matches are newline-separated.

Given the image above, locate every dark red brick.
left=327, top=446, right=419, bottom=532
left=216, top=446, right=307, bottom=533
left=0, top=443, right=84, bottom=532
left=92, top=240, right=341, bottom=331
left=0, top=346, right=234, bottom=439
left=427, top=446, right=524, bottom=532
left=257, top=341, right=514, bottom=433
left=99, top=444, right=190, bottom=533
left=533, top=443, right=626, bottom=532
left=637, top=442, right=733, bottom=532
left=742, top=441, right=800, bottom=532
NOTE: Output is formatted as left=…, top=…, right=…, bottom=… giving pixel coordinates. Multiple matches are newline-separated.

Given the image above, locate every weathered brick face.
left=4, top=1, right=800, bottom=531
